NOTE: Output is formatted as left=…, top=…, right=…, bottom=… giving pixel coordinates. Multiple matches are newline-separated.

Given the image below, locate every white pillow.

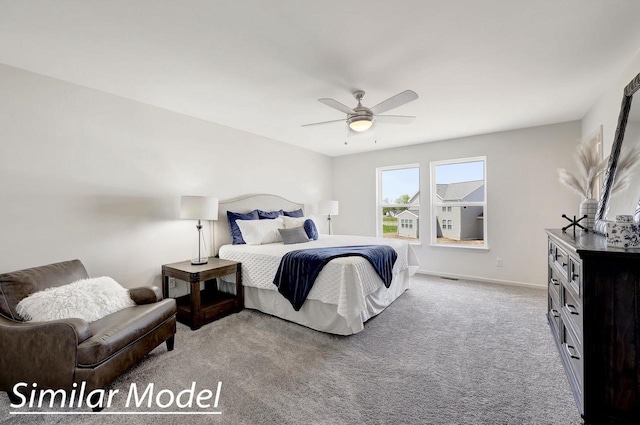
left=16, top=276, right=135, bottom=323
left=236, top=217, right=284, bottom=245
left=283, top=215, right=319, bottom=230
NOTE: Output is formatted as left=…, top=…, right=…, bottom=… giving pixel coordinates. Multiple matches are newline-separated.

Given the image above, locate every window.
left=377, top=164, right=420, bottom=242
left=431, top=157, right=487, bottom=248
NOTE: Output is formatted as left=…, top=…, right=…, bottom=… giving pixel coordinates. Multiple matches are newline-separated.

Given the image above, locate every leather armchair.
left=0, top=259, right=176, bottom=408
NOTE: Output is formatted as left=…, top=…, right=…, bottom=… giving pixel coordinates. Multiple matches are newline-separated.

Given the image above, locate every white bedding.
left=218, top=234, right=419, bottom=326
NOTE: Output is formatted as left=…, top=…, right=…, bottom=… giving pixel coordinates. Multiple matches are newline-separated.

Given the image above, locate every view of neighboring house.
left=396, top=210, right=419, bottom=238
left=435, top=180, right=484, bottom=240
left=392, top=191, right=420, bottom=239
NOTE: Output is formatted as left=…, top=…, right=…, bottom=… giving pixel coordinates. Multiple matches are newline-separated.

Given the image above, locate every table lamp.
left=317, top=200, right=339, bottom=235
left=180, top=196, right=219, bottom=265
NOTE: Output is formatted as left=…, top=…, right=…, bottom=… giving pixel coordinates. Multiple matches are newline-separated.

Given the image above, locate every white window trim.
left=430, top=156, right=488, bottom=250
left=376, top=163, right=420, bottom=241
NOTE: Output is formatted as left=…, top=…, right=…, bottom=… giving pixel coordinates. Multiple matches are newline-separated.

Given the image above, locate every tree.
left=395, top=194, right=410, bottom=204
left=394, top=194, right=410, bottom=212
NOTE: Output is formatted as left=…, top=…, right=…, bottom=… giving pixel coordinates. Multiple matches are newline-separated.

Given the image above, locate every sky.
left=435, top=161, right=484, bottom=184
left=381, top=161, right=484, bottom=202
left=381, top=167, right=419, bottom=202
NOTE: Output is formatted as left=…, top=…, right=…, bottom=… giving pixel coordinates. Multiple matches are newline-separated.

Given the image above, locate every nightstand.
left=161, top=258, right=242, bottom=330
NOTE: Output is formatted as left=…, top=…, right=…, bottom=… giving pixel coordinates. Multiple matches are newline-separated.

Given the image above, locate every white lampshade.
left=317, top=200, right=339, bottom=216
left=180, top=196, right=219, bottom=220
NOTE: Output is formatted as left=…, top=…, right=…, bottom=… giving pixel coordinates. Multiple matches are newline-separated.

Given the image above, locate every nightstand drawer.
left=201, top=297, right=237, bottom=322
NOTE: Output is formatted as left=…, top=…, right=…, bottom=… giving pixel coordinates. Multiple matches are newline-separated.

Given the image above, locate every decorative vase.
left=580, top=198, right=598, bottom=231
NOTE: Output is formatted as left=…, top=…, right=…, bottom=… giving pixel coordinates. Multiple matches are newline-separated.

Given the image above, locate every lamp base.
left=190, top=257, right=208, bottom=265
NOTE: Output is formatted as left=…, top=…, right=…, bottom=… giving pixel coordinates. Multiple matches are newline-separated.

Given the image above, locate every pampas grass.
left=558, top=137, right=607, bottom=199
left=559, top=135, right=640, bottom=200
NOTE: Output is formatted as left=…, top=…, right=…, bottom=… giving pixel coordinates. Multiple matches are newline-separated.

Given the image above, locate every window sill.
left=429, top=243, right=490, bottom=251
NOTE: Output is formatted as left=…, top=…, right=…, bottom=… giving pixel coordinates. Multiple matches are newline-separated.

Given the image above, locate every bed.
left=213, top=194, right=419, bottom=335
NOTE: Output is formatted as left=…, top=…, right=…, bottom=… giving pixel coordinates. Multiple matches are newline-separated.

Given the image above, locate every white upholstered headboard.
left=213, top=194, right=305, bottom=255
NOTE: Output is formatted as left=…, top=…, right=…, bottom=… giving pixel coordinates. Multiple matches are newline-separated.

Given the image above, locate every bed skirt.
left=226, top=267, right=412, bottom=335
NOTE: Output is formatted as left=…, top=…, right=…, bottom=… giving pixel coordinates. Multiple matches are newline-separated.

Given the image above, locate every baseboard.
left=415, top=270, right=546, bottom=290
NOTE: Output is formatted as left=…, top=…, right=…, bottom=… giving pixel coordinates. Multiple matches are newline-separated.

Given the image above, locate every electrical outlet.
left=496, top=258, right=503, bottom=267
left=168, top=277, right=176, bottom=288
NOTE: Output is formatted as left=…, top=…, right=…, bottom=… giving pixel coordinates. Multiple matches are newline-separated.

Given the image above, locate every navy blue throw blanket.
left=273, top=245, right=397, bottom=311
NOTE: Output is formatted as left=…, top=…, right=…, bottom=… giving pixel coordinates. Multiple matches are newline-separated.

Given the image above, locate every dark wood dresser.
left=546, top=229, right=640, bottom=424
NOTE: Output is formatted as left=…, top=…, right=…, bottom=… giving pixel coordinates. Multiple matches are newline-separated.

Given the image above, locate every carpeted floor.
left=0, top=274, right=583, bottom=424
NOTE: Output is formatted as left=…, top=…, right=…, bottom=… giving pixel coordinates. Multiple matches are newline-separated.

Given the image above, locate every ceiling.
left=1, top=1, right=640, bottom=157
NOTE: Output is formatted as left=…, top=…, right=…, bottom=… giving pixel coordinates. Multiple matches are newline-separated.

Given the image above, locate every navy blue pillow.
left=282, top=208, right=304, bottom=218
left=303, top=219, right=318, bottom=240
left=257, top=209, right=283, bottom=219
left=227, top=210, right=259, bottom=244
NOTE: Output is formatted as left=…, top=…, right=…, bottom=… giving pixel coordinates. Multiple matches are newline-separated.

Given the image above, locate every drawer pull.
left=565, top=304, right=580, bottom=315
left=550, top=278, right=559, bottom=286
left=561, top=262, right=567, bottom=268
left=572, top=273, right=579, bottom=280
left=564, top=344, right=581, bottom=360
left=550, top=309, right=560, bottom=318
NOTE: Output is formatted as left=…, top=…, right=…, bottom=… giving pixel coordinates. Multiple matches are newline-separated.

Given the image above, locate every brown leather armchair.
left=0, top=259, right=176, bottom=408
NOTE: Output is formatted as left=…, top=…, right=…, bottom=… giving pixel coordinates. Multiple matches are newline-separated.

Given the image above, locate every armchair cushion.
left=77, top=299, right=176, bottom=367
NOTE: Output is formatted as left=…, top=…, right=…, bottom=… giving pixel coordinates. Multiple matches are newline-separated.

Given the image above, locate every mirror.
left=596, top=72, right=640, bottom=225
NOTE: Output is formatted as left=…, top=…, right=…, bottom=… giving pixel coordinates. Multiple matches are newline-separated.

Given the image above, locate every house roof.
left=436, top=180, right=484, bottom=202
left=396, top=210, right=418, bottom=219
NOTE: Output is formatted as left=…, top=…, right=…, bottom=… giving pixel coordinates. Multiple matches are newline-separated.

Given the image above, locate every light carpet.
left=0, top=274, right=583, bottom=424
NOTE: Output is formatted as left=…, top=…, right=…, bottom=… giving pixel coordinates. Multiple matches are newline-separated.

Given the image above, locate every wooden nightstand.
left=161, top=258, right=242, bottom=330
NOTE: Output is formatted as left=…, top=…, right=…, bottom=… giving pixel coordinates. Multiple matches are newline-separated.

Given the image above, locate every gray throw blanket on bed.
left=273, top=245, right=397, bottom=311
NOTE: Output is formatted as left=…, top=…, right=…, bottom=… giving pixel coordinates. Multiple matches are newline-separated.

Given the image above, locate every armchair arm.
left=129, top=286, right=163, bottom=305
left=0, top=316, right=92, bottom=392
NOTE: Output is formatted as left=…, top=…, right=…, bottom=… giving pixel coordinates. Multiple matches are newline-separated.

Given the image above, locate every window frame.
left=376, top=163, right=421, bottom=243
left=430, top=156, right=488, bottom=250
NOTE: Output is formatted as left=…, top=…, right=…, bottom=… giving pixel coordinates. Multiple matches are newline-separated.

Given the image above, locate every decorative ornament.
left=561, top=214, right=588, bottom=238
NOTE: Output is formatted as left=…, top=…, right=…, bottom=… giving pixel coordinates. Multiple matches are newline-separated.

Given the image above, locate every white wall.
left=582, top=49, right=640, bottom=218
left=332, top=122, right=580, bottom=287
left=0, top=64, right=332, bottom=287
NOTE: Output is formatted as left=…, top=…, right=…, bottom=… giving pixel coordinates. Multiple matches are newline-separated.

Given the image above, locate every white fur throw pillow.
left=16, top=276, right=135, bottom=323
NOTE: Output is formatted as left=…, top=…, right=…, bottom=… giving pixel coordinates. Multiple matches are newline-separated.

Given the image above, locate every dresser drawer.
left=548, top=290, right=561, bottom=336
left=549, top=265, right=562, bottom=301
left=569, top=256, right=581, bottom=298
left=562, top=284, right=582, bottom=343
left=561, top=323, right=584, bottom=394
left=552, top=243, right=570, bottom=279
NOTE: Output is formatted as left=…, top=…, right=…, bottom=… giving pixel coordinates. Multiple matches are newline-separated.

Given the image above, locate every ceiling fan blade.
left=374, top=115, right=416, bottom=124
left=301, top=119, right=345, bottom=127
left=318, top=98, right=356, bottom=115
left=370, top=90, right=419, bottom=114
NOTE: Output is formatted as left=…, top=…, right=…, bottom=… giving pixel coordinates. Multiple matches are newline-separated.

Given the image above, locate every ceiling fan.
left=302, top=89, right=419, bottom=134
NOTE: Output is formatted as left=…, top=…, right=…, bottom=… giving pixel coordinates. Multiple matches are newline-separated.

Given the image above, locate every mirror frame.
left=596, top=72, right=640, bottom=222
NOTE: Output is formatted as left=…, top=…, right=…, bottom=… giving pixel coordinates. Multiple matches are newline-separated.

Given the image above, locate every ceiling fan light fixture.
left=348, top=117, right=373, bottom=132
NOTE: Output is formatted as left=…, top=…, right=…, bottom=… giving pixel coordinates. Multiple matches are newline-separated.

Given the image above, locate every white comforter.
left=218, top=235, right=419, bottom=324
